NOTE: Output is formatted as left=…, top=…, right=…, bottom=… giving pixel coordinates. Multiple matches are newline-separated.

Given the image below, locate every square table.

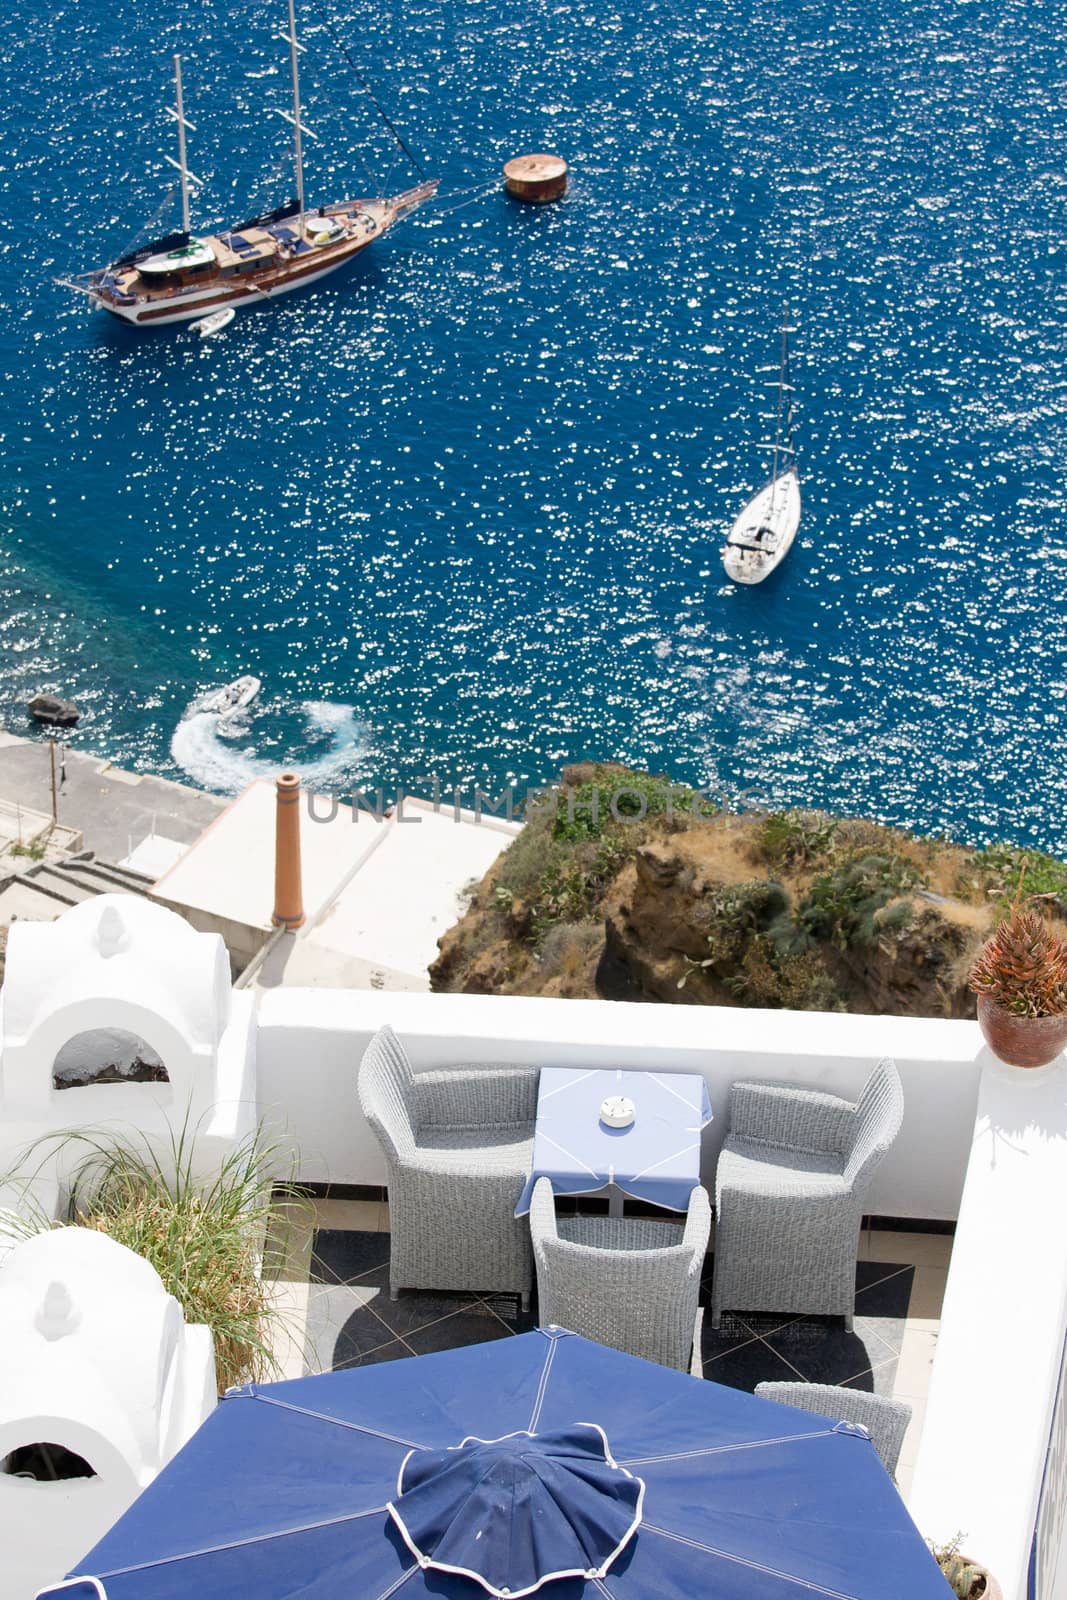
left=515, top=1066, right=713, bottom=1217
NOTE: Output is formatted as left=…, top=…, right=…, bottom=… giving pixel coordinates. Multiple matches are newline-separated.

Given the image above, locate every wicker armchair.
left=755, top=1383, right=912, bottom=1478
left=530, top=1177, right=711, bottom=1371
left=711, top=1058, right=903, bottom=1330
left=358, top=1025, right=538, bottom=1305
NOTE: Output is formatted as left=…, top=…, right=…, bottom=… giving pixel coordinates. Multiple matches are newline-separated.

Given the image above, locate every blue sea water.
left=0, top=0, right=1065, bottom=849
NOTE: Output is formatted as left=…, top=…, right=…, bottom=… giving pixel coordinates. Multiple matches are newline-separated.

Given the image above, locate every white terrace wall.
left=909, top=1054, right=1067, bottom=1600
left=257, top=990, right=984, bottom=1219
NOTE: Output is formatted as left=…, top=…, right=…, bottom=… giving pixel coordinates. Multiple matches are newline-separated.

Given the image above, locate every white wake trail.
left=170, top=698, right=366, bottom=795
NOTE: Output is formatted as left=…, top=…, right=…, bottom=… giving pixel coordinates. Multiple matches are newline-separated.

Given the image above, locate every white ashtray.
left=600, top=1095, right=636, bottom=1129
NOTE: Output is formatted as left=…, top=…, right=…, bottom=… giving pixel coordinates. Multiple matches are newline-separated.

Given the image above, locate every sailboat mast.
left=287, top=0, right=306, bottom=221
left=164, top=56, right=201, bottom=236
left=173, top=56, right=192, bottom=236
left=783, top=309, right=796, bottom=457
left=771, top=299, right=788, bottom=490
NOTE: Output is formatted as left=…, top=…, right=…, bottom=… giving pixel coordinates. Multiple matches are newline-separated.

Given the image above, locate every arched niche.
left=2, top=1441, right=97, bottom=1480
left=6, top=995, right=197, bottom=1116
left=0, top=892, right=257, bottom=1199
left=52, top=1029, right=168, bottom=1092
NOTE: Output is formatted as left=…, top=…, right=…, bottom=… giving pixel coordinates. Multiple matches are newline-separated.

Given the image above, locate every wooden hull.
left=105, top=238, right=369, bottom=325
left=80, top=184, right=437, bottom=327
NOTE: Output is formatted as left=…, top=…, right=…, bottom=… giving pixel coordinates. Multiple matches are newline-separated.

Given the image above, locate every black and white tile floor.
left=275, top=1196, right=949, bottom=1497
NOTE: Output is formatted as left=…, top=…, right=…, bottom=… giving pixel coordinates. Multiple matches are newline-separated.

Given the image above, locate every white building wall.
left=0, top=897, right=258, bottom=1193
left=909, top=1055, right=1067, bottom=1598
left=257, top=990, right=983, bottom=1218
left=0, top=1229, right=215, bottom=1600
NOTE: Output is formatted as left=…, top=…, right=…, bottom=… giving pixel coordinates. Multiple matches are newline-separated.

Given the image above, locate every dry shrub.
left=538, top=921, right=604, bottom=983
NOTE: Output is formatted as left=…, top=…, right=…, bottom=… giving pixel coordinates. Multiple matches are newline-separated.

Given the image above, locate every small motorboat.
left=192, top=306, right=235, bottom=338
left=196, top=675, right=260, bottom=718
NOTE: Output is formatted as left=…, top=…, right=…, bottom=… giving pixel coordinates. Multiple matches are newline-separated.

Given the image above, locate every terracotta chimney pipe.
left=272, top=771, right=305, bottom=930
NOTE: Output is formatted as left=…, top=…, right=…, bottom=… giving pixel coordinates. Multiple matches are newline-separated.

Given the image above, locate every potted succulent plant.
left=931, top=1536, right=1001, bottom=1600
left=969, top=907, right=1067, bottom=1068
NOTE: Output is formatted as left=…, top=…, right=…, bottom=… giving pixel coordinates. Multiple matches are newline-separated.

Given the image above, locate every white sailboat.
left=58, top=1, right=436, bottom=327
left=723, top=305, right=801, bottom=585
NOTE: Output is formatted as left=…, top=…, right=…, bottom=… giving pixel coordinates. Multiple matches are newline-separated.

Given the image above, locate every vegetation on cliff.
left=430, top=764, right=1067, bottom=1017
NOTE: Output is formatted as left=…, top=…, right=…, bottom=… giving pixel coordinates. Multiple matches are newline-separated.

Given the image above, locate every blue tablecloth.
left=515, top=1067, right=713, bottom=1215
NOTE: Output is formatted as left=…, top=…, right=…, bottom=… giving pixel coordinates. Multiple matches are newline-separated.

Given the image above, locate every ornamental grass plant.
left=36, top=1119, right=309, bottom=1393
left=968, top=906, right=1067, bottom=1019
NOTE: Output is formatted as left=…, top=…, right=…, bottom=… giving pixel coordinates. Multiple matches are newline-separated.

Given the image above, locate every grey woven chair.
left=755, top=1382, right=912, bottom=1478
left=530, top=1176, right=712, bottom=1371
left=711, top=1058, right=903, bottom=1330
left=358, top=1025, right=538, bottom=1305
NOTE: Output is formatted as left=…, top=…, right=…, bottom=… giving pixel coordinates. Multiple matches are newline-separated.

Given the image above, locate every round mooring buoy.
left=503, top=154, right=568, bottom=204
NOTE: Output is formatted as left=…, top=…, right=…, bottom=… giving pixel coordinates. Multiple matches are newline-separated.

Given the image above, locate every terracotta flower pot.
left=937, top=1553, right=1002, bottom=1600
left=969, top=1562, right=1002, bottom=1600
left=977, top=996, right=1067, bottom=1069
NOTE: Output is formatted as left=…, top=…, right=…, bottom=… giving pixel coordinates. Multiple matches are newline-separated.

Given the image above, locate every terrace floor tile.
left=404, top=1306, right=514, bottom=1356
left=331, top=1303, right=406, bottom=1365
left=372, top=1286, right=484, bottom=1338
left=702, top=1337, right=807, bottom=1390
left=333, top=1336, right=414, bottom=1369
left=765, top=1320, right=898, bottom=1391
left=296, top=1226, right=934, bottom=1419
left=311, top=1227, right=391, bottom=1284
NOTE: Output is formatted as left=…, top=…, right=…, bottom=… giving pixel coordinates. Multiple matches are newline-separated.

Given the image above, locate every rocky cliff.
left=430, top=764, right=1067, bottom=1017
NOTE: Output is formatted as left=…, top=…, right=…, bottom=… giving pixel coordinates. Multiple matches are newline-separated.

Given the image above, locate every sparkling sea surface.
left=0, top=0, right=1064, bottom=849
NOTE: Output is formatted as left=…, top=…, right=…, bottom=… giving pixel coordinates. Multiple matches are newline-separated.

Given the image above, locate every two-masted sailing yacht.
left=59, top=0, right=436, bottom=327
left=722, top=305, right=801, bottom=585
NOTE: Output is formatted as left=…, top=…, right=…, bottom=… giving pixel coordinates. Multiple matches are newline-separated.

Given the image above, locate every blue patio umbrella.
left=38, top=1328, right=949, bottom=1600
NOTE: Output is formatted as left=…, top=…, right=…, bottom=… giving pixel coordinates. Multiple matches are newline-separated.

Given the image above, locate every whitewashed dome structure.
left=0, top=1227, right=215, bottom=1600
left=0, top=894, right=257, bottom=1186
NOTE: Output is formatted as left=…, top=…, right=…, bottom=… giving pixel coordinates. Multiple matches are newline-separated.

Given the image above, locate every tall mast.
left=273, top=0, right=315, bottom=234
left=288, top=0, right=305, bottom=219
left=771, top=299, right=788, bottom=490
left=164, top=56, right=200, bottom=237
left=784, top=310, right=796, bottom=458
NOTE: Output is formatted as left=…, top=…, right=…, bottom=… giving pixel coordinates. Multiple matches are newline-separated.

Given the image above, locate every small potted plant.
left=931, top=1535, right=1001, bottom=1599
left=969, top=906, right=1067, bottom=1068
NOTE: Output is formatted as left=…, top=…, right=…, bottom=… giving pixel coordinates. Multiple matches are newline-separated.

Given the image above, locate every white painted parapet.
left=257, top=989, right=983, bottom=1219
left=909, top=1051, right=1067, bottom=1599
left=0, top=1227, right=215, bottom=1600
left=0, top=1176, right=61, bottom=1264
left=0, top=894, right=257, bottom=1186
